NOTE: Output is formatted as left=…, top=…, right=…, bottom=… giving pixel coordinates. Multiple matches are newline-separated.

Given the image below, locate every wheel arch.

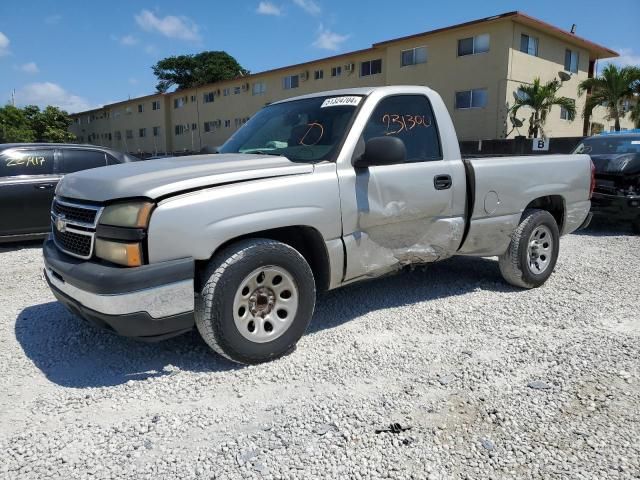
left=522, top=195, right=566, bottom=234
left=195, top=225, right=331, bottom=293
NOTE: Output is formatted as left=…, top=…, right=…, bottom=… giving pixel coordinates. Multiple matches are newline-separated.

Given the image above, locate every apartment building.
left=69, top=11, right=632, bottom=155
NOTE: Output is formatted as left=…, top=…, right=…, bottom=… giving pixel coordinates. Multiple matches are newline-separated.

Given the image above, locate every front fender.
left=146, top=164, right=341, bottom=263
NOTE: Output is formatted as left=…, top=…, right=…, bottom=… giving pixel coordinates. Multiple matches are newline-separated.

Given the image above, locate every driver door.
left=337, top=94, right=465, bottom=281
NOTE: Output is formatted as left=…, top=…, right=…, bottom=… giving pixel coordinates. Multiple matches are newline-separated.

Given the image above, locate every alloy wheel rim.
left=232, top=266, right=299, bottom=343
left=527, top=225, right=553, bottom=274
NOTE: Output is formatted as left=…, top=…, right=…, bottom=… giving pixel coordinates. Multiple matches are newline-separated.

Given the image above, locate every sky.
left=1, top=0, right=638, bottom=113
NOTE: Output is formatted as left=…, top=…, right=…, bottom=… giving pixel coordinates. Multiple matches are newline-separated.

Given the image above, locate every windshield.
left=218, top=95, right=362, bottom=162
left=573, top=136, right=640, bottom=155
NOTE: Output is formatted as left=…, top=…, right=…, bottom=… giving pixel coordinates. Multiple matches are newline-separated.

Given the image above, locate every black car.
left=0, top=143, right=139, bottom=243
left=573, top=132, right=640, bottom=233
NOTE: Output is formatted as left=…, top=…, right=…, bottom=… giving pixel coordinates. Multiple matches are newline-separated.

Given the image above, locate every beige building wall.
left=69, top=13, right=626, bottom=154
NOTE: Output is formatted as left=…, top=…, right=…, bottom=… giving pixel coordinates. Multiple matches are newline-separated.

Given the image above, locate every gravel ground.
left=0, top=221, right=638, bottom=479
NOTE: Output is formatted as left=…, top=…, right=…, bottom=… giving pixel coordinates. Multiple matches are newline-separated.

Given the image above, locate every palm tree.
left=578, top=64, right=640, bottom=131
left=510, top=78, right=576, bottom=138
left=630, top=77, right=640, bottom=129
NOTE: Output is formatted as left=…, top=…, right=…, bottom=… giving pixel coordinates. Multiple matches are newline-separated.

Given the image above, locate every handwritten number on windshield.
left=382, top=114, right=431, bottom=135
left=299, top=122, right=324, bottom=146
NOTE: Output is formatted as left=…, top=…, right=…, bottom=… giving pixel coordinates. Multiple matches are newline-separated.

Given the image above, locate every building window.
left=174, top=124, right=185, bottom=135
left=203, top=92, right=215, bottom=103
left=152, top=100, right=161, bottom=111
left=223, top=88, right=230, bottom=96
left=191, top=123, right=197, bottom=130
left=114, top=131, right=121, bottom=141
left=204, top=121, right=216, bottom=132
left=360, top=59, right=382, bottom=77
left=224, top=120, right=231, bottom=128
left=125, top=107, right=132, bottom=115
left=314, top=69, right=324, bottom=80
left=520, top=34, right=539, bottom=56
left=283, top=75, right=299, bottom=89
left=457, top=34, right=490, bottom=56
left=125, top=129, right=133, bottom=139
left=139, top=128, right=146, bottom=138
left=174, top=97, right=186, bottom=109
left=153, top=126, right=160, bottom=137
left=252, top=82, right=266, bottom=95
left=560, top=103, right=574, bottom=120
left=455, top=88, right=488, bottom=109
left=190, top=95, right=196, bottom=103
left=137, top=104, right=144, bottom=113
left=564, top=49, right=579, bottom=73
left=401, top=46, right=427, bottom=67
left=331, top=66, right=342, bottom=77
left=233, top=86, right=240, bottom=95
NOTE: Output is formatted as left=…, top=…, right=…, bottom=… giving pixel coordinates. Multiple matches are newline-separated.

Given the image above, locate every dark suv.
left=0, top=143, right=139, bottom=243
left=573, top=131, right=640, bottom=233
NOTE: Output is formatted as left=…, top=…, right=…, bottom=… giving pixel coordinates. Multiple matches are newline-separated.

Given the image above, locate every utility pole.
left=11, top=89, right=15, bottom=106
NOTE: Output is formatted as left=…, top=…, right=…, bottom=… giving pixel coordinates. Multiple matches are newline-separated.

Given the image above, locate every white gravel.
left=1, top=221, right=638, bottom=479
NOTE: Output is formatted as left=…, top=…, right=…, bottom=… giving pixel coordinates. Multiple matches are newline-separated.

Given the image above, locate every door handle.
left=433, top=174, right=452, bottom=190
left=34, top=183, right=55, bottom=190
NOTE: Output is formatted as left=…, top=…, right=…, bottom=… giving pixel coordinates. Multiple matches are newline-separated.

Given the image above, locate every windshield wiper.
left=247, top=150, right=283, bottom=156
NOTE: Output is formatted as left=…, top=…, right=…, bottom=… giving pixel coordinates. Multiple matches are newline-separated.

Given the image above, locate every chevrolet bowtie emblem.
left=56, top=214, right=67, bottom=233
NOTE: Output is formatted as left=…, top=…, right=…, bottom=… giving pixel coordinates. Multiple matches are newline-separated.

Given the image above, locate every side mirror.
left=353, top=136, right=406, bottom=168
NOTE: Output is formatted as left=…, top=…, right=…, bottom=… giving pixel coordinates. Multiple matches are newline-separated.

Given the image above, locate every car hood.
left=56, top=153, right=314, bottom=202
left=590, top=153, right=640, bottom=176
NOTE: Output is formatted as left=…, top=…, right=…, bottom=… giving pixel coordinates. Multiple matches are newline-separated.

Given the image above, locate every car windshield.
left=218, top=95, right=362, bottom=162
left=573, top=136, right=640, bottom=155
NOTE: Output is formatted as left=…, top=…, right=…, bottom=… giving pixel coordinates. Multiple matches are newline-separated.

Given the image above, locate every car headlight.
left=95, top=239, right=143, bottom=267
left=99, top=201, right=153, bottom=228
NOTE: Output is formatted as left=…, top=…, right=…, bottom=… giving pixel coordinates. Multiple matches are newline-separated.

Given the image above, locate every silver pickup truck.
left=43, top=86, right=593, bottom=364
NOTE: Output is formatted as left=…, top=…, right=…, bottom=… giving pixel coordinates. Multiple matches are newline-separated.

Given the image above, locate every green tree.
left=152, top=51, right=249, bottom=93
left=0, top=105, right=36, bottom=142
left=578, top=64, right=640, bottom=132
left=0, top=104, right=75, bottom=143
left=510, top=78, right=576, bottom=138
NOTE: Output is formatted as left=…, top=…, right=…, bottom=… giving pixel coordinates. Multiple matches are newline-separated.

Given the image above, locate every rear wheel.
left=499, top=209, right=560, bottom=288
left=195, top=238, right=316, bottom=364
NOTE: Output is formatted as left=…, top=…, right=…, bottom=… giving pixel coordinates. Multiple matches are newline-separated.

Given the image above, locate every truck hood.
left=56, top=153, right=314, bottom=202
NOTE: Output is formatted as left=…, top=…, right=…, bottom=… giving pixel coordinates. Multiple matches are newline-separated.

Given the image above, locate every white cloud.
left=128, top=77, right=138, bottom=85
left=15, top=82, right=93, bottom=113
left=120, top=34, right=139, bottom=46
left=0, top=32, right=10, bottom=56
left=292, top=0, right=320, bottom=15
left=18, top=62, right=39, bottom=74
left=604, top=48, right=640, bottom=68
left=134, top=10, right=201, bottom=42
left=312, top=25, right=349, bottom=51
left=256, top=1, right=282, bottom=16
left=45, top=14, right=62, bottom=25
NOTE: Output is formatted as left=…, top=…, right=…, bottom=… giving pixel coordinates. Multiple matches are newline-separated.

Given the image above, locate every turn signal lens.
left=95, top=239, right=143, bottom=267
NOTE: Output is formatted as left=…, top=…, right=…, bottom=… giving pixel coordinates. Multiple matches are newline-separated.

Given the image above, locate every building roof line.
left=72, top=10, right=618, bottom=115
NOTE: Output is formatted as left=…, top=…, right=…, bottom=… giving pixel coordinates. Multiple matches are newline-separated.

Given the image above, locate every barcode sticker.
left=321, top=96, right=362, bottom=108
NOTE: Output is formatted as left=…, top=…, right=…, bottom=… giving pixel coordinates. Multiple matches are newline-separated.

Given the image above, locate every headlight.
left=95, top=239, right=143, bottom=267
left=99, top=201, right=153, bottom=228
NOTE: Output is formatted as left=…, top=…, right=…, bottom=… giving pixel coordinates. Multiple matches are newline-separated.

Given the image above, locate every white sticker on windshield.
left=632, top=141, right=640, bottom=144
left=321, top=96, right=362, bottom=108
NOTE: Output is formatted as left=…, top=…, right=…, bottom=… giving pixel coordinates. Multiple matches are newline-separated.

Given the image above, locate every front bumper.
left=591, top=192, right=640, bottom=221
left=43, top=237, right=195, bottom=340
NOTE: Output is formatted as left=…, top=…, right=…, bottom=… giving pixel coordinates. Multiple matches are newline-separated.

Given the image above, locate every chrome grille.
left=50, top=198, right=103, bottom=259
left=52, top=228, right=93, bottom=258
left=52, top=198, right=101, bottom=226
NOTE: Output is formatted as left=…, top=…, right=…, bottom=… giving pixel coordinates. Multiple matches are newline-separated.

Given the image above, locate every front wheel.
left=499, top=209, right=560, bottom=289
left=195, top=239, right=316, bottom=364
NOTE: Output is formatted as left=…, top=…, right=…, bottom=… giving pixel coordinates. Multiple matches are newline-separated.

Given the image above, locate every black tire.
left=498, top=209, right=560, bottom=289
left=195, top=238, right=316, bottom=364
